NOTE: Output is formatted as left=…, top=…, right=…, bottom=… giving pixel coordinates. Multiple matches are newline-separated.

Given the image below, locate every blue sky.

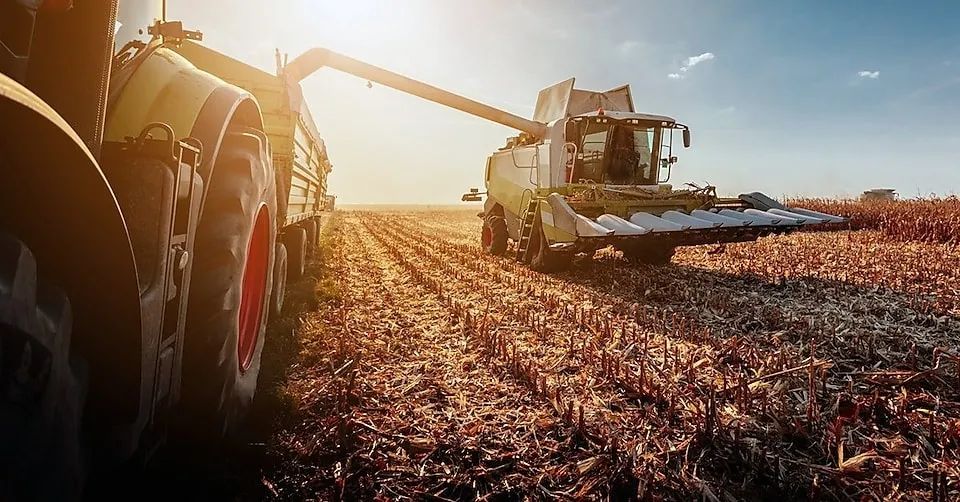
left=170, top=1, right=960, bottom=203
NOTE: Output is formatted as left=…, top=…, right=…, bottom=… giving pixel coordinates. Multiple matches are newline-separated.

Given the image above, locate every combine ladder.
left=515, top=198, right=539, bottom=262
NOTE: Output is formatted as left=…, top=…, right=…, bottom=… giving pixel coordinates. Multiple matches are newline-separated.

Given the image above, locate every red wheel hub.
left=481, top=223, right=492, bottom=247
left=238, top=205, right=270, bottom=371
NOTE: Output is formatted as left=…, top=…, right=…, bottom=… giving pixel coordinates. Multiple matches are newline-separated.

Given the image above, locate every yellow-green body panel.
left=105, top=48, right=222, bottom=143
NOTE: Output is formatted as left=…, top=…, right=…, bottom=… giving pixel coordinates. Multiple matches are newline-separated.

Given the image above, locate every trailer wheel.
left=621, top=244, right=675, bottom=266
left=0, top=233, right=87, bottom=500
left=271, top=243, right=288, bottom=318
left=284, top=226, right=307, bottom=282
left=302, top=219, right=318, bottom=256
left=529, top=224, right=572, bottom=273
left=481, top=214, right=508, bottom=256
left=182, top=130, right=277, bottom=441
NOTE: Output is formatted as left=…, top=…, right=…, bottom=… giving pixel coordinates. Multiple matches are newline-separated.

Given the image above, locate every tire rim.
left=481, top=223, right=492, bottom=248
left=238, top=205, right=270, bottom=372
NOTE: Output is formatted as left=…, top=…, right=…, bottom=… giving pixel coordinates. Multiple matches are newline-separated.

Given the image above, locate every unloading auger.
left=285, top=49, right=846, bottom=272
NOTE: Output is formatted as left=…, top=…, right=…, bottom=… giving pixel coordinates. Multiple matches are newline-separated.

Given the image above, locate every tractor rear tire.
left=284, top=226, right=307, bottom=282
left=0, top=233, right=87, bottom=500
left=181, top=130, right=277, bottom=442
left=529, top=225, right=572, bottom=273
left=271, top=243, right=288, bottom=319
left=621, top=244, right=675, bottom=266
left=482, top=214, right=508, bottom=256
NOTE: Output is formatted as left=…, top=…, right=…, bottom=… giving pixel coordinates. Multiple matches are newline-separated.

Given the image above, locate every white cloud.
left=858, top=70, right=880, bottom=79
left=685, top=52, right=715, bottom=68
left=668, top=52, right=715, bottom=80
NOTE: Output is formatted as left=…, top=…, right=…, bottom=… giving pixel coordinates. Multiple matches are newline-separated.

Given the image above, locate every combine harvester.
left=282, top=50, right=846, bottom=271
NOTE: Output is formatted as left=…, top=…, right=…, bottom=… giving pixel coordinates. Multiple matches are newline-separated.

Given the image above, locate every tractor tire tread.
left=0, top=232, right=86, bottom=500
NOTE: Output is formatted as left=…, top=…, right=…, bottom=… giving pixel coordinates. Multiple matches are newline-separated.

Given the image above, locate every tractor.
left=1, top=2, right=331, bottom=497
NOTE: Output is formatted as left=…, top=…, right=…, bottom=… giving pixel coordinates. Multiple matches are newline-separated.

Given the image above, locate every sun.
left=297, top=0, right=437, bottom=57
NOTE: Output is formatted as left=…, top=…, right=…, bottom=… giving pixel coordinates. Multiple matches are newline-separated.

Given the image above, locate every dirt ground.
left=227, top=209, right=957, bottom=500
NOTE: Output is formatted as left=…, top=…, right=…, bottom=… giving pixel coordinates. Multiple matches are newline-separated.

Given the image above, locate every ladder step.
left=516, top=199, right=539, bottom=262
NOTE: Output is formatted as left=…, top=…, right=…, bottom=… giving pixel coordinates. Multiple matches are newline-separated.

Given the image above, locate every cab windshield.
left=571, top=118, right=659, bottom=186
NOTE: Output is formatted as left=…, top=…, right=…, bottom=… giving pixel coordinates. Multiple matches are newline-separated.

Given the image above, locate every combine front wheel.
left=481, top=214, right=508, bottom=256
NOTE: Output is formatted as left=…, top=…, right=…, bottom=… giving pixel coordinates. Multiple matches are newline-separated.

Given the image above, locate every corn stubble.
left=263, top=203, right=958, bottom=500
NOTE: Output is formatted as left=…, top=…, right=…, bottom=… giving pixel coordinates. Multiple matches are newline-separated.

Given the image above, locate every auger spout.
left=285, top=48, right=549, bottom=138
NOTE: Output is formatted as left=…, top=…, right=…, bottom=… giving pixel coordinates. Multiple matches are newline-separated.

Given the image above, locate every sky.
left=169, top=1, right=960, bottom=203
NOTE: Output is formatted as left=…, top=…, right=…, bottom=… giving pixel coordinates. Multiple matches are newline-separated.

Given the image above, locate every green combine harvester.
left=281, top=50, right=845, bottom=271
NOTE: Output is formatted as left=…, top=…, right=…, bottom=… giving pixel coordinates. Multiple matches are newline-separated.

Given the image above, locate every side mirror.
left=682, top=128, right=691, bottom=148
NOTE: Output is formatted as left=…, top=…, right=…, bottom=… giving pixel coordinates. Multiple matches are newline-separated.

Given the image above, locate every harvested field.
left=257, top=207, right=959, bottom=500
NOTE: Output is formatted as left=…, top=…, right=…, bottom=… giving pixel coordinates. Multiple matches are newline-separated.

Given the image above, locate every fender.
left=105, top=46, right=264, bottom=185
left=0, top=73, right=143, bottom=422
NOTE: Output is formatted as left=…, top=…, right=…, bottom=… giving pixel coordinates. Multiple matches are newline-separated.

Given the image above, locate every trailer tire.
left=284, top=226, right=307, bottom=282
left=529, top=225, right=571, bottom=273
left=621, top=244, right=675, bottom=266
left=181, top=130, right=277, bottom=442
left=271, top=243, right=288, bottom=319
left=302, top=219, right=318, bottom=256
left=0, top=233, right=87, bottom=500
left=482, top=214, right=508, bottom=256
